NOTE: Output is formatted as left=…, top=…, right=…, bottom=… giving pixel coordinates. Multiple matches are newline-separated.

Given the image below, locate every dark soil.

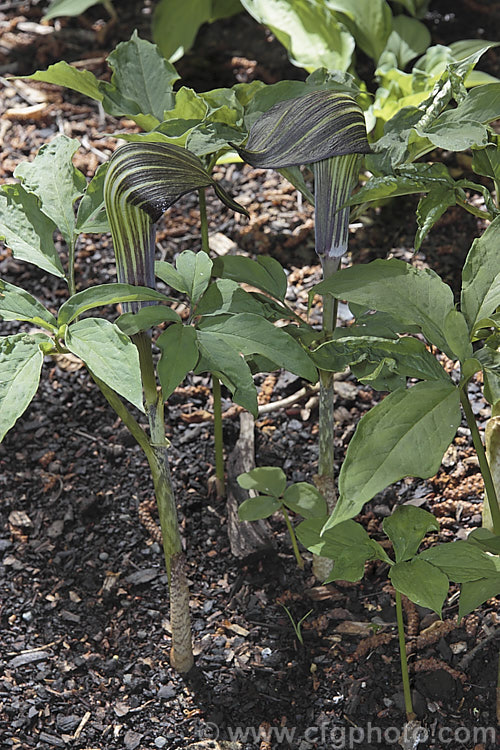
left=1, top=2, right=500, bottom=749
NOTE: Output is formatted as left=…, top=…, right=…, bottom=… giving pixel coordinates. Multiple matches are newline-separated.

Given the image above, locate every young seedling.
left=280, top=604, right=313, bottom=645
left=237, top=466, right=327, bottom=569
left=297, top=504, right=500, bottom=721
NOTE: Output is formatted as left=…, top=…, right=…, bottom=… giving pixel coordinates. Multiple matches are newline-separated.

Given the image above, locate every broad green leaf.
left=419, top=540, right=500, bottom=582
left=153, top=0, right=242, bottom=62
left=0, top=280, right=56, bottom=328
left=383, top=505, right=439, bottom=563
left=312, top=258, right=455, bottom=356
left=467, top=528, right=500, bottom=555
left=380, top=15, right=431, bottom=70
left=310, top=334, right=448, bottom=384
left=195, top=279, right=265, bottom=317
left=58, top=283, right=171, bottom=326
left=415, top=187, right=456, bottom=251
left=155, top=261, right=189, bottom=294
left=390, top=559, right=449, bottom=615
left=212, top=255, right=287, bottom=300
left=238, top=494, right=282, bottom=521
left=176, top=250, right=213, bottom=304
left=461, top=216, right=500, bottom=331
left=443, top=310, right=473, bottom=363
left=65, top=318, right=144, bottom=411
left=297, top=517, right=391, bottom=581
left=43, top=0, right=102, bottom=20
left=99, top=32, right=180, bottom=128
left=157, top=323, right=199, bottom=399
left=416, top=120, right=488, bottom=152
left=24, top=60, right=104, bottom=102
left=75, top=162, right=109, bottom=234
left=433, top=82, right=500, bottom=129
left=14, top=136, right=86, bottom=246
left=391, top=0, right=430, bottom=18
left=328, top=381, right=460, bottom=527
left=237, top=466, right=286, bottom=496
left=0, top=333, right=45, bottom=441
left=0, top=184, right=64, bottom=277
left=458, top=576, right=500, bottom=619
left=475, top=346, right=500, bottom=406
left=195, top=330, right=258, bottom=415
left=198, top=312, right=317, bottom=381
left=116, top=306, right=181, bottom=336
left=327, top=0, right=392, bottom=62
left=472, top=144, right=500, bottom=183
left=283, top=482, right=327, bottom=518
left=240, top=0, right=355, bottom=73
left=187, top=123, right=246, bottom=158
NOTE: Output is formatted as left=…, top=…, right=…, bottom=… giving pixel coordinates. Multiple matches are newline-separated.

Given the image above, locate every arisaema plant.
left=233, top=90, right=370, bottom=577
left=103, top=141, right=248, bottom=672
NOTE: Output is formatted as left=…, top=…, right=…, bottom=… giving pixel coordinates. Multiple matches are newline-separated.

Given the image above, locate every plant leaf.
left=58, top=283, right=171, bottom=326
left=458, top=576, right=500, bottom=619
left=283, top=482, right=327, bottom=518
left=198, top=312, right=317, bottom=381
left=116, top=306, right=181, bottom=336
left=382, top=505, right=439, bottom=563
left=237, top=466, right=286, bottom=496
left=212, top=255, right=287, bottom=300
left=327, top=0, right=392, bottom=62
left=195, top=330, right=258, bottom=415
left=461, top=215, right=500, bottom=332
left=390, top=559, right=449, bottom=616
left=75, top=162, right=109, bottom=234
left=43, top=0, right=102, bottom=20
left=0, top=333, right=45, bottom=441
left=326, top=381, right=460, bottom=528
left=0, top=279, right=57, bottom=328
left=152, top=0, right=242, bottom=62
left=0, top=184, right=64, bottom=278
left=176, top=250, right=213, bottom=305
left=99, top=31, right=180, bottom=128
left=195, top=279, right=265, bottom=317
left=23, top=60, right=104, bottom=102
left=312, top=258, right=456, bottom=356
left=14, top=135, right=86, bottom=246
left=240, top=0, right=355, bottom=73
left=419, top=540, right=500, bottom=582
left=157, top=323, right=199, bottom=400
left=65, top=318, right=144, bottom=411
left=238, top=494, right=282, bottom=521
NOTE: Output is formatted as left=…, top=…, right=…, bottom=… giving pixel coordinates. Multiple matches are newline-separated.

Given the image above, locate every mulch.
left=1, top=1, right=500, bottom=749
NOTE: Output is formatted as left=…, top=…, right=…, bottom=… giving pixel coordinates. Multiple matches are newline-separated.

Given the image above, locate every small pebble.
left=155, top=738, right=167, bottom=749
left=99, top=552, right=109, bottom=562
left=22, top=611, right=33, bottom=622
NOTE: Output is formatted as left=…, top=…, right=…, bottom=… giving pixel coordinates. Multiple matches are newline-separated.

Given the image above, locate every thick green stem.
left=282, top=506, right=304, bottom=569
left=395, top=590, right=414, bottom=721
left=313, top=257, right=340, bottom=580
left=317, top=256, right=340, bottom=509
left=198, top=186, right=226, bottom=497
left=67, top=238, right=77, bottom=297
left=198, top=188, right=210, bottom=255
left=460, top=388, right=500, bottom=535
left=212, top=375, right=225, bottom=498
left=132, top=331, right=194, bottom=672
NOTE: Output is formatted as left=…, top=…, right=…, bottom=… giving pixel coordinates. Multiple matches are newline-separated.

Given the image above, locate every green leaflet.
left=0, top=333, right=46, bottom=441
left=0, top=280, right=57, bottom=329
left=461, top=216, right=500, bottom=332
left=157, top=324, right=199, bottom=400
left=389, top=559, right=449, bottom=616
left=58, top=283, right=171, bottom=326
left=65, top=318, right=144, bottom=412
left=326, top=381, right=461, bottom=528
left=234, top=90, right=370, bottom=168
left=0, top=184, right=64, bottom=278
left=14, top=135, right=86, bottom=247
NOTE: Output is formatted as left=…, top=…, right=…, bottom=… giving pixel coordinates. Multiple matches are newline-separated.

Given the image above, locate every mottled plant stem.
left=395, top=590, right=415, bottom=721
left=313, top=256, right=340, bottom=580
left=67, top=237, right=77, bottom=297
left=199, top=187, right=226, bottom=497
left=212, top=375, right=226, bottom=498
left=460, top=387, right=500, bottom=535
left=132, top=331, right=194, bottom=673
left=282, top=506, right=304, bottom=569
